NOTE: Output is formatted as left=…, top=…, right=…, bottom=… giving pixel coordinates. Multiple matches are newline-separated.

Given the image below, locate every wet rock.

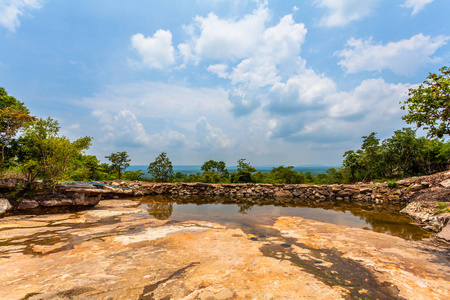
left=352, top=194, right=362, bottom=200
left=74, top=196, right=100, bottom=206
left=387, top=194, right=400, bottom=201
left=18, top=199, right=39, bottom=209
left=400, top=201, right=448, bottom=231
left=0, top=198, right=12, bottom=215
left=318, top=189, right=332, bottom=197
left=292, top=191, right=301, bottom=197
left=337, top=189, right=358, bottom=197
left=331, top=186, right=342, bottom=193
left=274, top=190, right=293, bottom=198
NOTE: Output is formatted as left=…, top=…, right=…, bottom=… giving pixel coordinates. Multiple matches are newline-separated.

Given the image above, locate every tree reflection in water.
left=138, top=195, right=431, bottom=240
left=147, top=202, right=174, bottom=220
left=238, top=203, right=253, bottom=214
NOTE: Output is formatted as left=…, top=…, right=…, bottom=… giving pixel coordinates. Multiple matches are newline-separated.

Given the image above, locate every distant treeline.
left=141, top=128, right=450, bottom=184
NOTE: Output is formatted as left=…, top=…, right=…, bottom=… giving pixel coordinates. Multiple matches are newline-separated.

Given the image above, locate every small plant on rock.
left=437, top=202, right=450, bottom=214
left=388, top=180, right=398, bottom=189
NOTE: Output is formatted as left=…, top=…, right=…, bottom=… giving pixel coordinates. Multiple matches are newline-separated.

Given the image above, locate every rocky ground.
left=0, top=199, right=449, bottom=300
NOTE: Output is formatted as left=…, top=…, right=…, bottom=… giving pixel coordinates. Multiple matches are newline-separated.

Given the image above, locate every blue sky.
left=1, top=0, right=449, bottom=166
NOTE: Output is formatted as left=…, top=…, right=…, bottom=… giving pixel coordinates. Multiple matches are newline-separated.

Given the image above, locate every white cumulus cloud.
left=207, top=64, right=229, bottom=78
left=228, top=14, right=307, bottom=89
left=316, top=0, right=379, bottom=27
left=182, top=6, right=270, bottom=61
left=267, top=78, right=412, bottom=142
left=93, top=110, right=187, bottom=149
left=195, top=116, right=235, bottom=150
left=336, top=34, right=449, bottom=75
left=268, top=69, right=337, bottom=114
left=131, top=30, right=176, bottom=69
left=0, top=0, right=42, bottom=32
left=326, top=78, right=411, bottom=119
left=402, top=0, right=434, bottom=15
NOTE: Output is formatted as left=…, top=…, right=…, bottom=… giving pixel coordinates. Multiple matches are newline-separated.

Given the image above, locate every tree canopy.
left=105, top=151, right=131, bottom=179
left=200, top=160, right=229, bottom=183
left=147, top=152, right=174, bottom=182
left=401, top=66, right=450, bottom=138
left=15, top=118, right=92, bottom=181
left=0, top=87, right=35, bottom=168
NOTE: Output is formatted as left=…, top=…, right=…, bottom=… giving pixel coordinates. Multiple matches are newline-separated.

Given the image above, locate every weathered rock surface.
left=275, top=217, right=450, bottom=300
left=0, top=198, right=12, bottom=215
left=437, top=223, right=450, bottom=242
left=17, top=199, right=39, bottom=209
left=440, top=178, right=450, bottom=188
left=400, top=201, right=450, bottom=232
left=0, top=200, right=448, bottom=300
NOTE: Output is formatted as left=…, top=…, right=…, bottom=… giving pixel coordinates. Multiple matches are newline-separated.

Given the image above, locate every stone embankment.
left=1, top=171, right=450, bottom=238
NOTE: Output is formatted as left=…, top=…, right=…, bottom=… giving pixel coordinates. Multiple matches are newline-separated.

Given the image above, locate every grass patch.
left=437, top=202, right=450, bottom=214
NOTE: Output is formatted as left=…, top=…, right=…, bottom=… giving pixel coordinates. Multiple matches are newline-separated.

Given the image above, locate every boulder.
left=387, top=194, right=400, bottom=201
left=274, top=190, right=293, bottom=198
left=409, top=183, right=426, bottom=191
left=0, top=198, right=13, bottom=215
left=359, top=187, right=372, bottom=193
left=318, top=189, right=332, bottom=197
left=437, top=223, right=450, bottom=243
left=292, top=191, right=302, bottom=197
left=400, top=202, right=448, bottom=232
left=41, top=199, right=63, bottom=207
left=18, top=199, right=39, bottom=210
left=337, top=189, right=359, bottom=197
left=0, top=179, right=17, bottom=188
left=440, top=179, right=450, bottom=188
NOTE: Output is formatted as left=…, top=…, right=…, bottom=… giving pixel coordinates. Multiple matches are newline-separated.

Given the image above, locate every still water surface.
left=138, top=195, right=431, bottom=240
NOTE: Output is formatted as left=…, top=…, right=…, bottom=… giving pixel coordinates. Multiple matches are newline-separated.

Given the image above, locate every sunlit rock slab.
left=0, top=200, right=449, bottom=300
left=274, top=216, right=450, bottom=300
left=0, top=211, right=345, bottom=299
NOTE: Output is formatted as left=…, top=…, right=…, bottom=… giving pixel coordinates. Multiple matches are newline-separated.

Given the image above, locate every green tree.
left=382, top=128, right=420, bottom=177
left=401, top=66, right=450, bottom=138
left=68, top=154, right=101, bottom=181
left=0, top=87, right=35, bottom=168
left=237, top=158, right=257, bottom=173
left=342, top=150, right=361, bottom=182
left=360, top=132, right=384, bottom=179
left=269, top=166, right=305, bottom=184
left=201, top=160, right=228, bottom=175
left=148, top=152, right=174, bottom=182
left=105, top=151, right=131, bottom=179
left=201, top=159, right=229, bottom=183
left=16, top=118, right=92, bottom=181
left=232, top=158, right=257, bottom=183
left=123, top=169, right=146, bottom=181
